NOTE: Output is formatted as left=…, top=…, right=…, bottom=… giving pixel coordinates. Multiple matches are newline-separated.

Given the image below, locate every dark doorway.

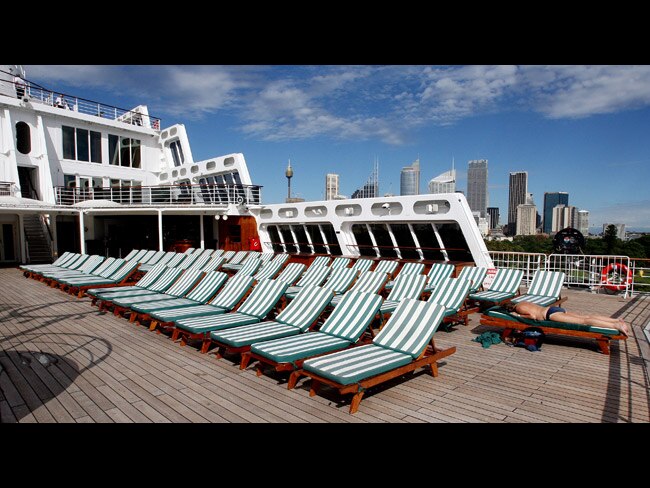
left=2, top=223, right=16, bottom=261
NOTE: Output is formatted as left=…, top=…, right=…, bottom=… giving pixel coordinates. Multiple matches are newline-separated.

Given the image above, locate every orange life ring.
left=601, top=263, right=632, bottom=291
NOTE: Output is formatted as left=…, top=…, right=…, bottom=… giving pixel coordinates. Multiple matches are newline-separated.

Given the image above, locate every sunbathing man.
left=503, top=301, right=629, bottom=335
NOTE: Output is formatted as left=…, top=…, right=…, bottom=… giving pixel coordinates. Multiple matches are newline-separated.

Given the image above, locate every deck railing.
left=0, top=181, right=18, bottom=197
left=54, top=183, right=262, bottom=207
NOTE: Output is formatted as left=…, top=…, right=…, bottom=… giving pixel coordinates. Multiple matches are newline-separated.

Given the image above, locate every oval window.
left=16, top=121, right=31, bottom=154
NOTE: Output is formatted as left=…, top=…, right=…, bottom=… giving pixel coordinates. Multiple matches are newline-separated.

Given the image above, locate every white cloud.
left=589, top=200, right=650, bottom=230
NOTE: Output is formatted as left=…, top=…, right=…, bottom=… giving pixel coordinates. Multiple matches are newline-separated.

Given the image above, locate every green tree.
left=622, top=240, right=646, bottom=258
left=603, top=224, right=619, bottom=254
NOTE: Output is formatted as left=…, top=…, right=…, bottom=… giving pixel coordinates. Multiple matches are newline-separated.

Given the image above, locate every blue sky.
left=26, top=65, right=650, bottom=231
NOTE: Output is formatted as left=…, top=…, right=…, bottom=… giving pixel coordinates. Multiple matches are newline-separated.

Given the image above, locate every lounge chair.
left=221, top=250, right=236, bottom=262
left=31, top=254, right=90, bottom=280
left=422, top=263, right=455, bottom=293
left=85, top=262, right=167, bottom=303
left=21, top=251, right=74, bottom=276
left=427, top=277, right=473, bottom=328
left=373, top=260, right=399, bottom=280
left=330, top=257, right=351, bottom=269
left=300, top=300, right=452, bottom=413
left=350, top=258, right=374, bottom=274
left=480, top=306, right=627, bottom=354
left=56, top=258, right=120, bottom=291
left=308, top=256, right=331, bottom=268
left=199, top=256, right=226, bottom=273
left=284, top=265, right=332, bottom=296
left=222, top=252, right=258, bottom=271
left=41, top=255, right=105, bottom=285
left=221, top=250, right=249, bottom=269
left=122, top=249, right=140, bottom=261
left=171, top=278, right=290, bottom=353
left=211, top=249, right=225, bottom=258
left=319, top=267, right=358, bottom=295
left=138, top=251, right=177, bottom=272
left=274, top=262, right=306, bottom=286
left=146, top=275, right=254, bottom=333
left=162, top=252, right=188, bottom=268
left=509, top=270, right=566, bottom=306
left=251, top=256, right=286, bottom=282
left=65, top=259, right=141, bottom=298
left=377, top=273, right=428, bottom=325
left=185, top=251, right=214, bottom=271
left=329, top=271, right=388, bottom=306
left=383, top=262, right=425, bottom=290
left=467, top=268, right=524, bottom=310
left=130, top=270, right=229, bottom=328
left=109, top=268, right=204, bottom=317
left=244, top=291, right=383, bottom=385
left=457, top=266, right=488, bottom=294
left=208, top=284, right=334, bottom=361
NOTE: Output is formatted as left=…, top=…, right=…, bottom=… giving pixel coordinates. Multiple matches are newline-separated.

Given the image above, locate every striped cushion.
left=176, top=312, right=259, bottom=333
left=319, top=292, right=383, bottom=341
left=87, top=284, right=144, bottom=296
left=351, top=258, right=373, bottom=274
left=251, top=332, right=351, bottom=364
left=97, top=289, right=159, bottom=300
left=427, top=278, right=472, bottom=311
left=200, top=256, right=226, bottom=272
left=275, top=285, right=333, bottom=331
left=253, top=259, right=284, bottom=281
left=379, top=299, right=400, bottom=314
left=373, top=260, right=398, bottom=277
left=130, top=298, right=201, bottom=313
left=468, top=290, right=516, bottom=302
left=330, top=257, right=351, bottom=269
left=322, top=268, right=358, bottom=294
left=526, top=271, right=565, bottom=298
left=384, top=262, right=425, bottom=289
left=275, top=263, right=305, bottom=285
left=210, top=321, right=301, bottom=348
left=303, top=344, right=411, bottom=385
left=458, top=266, right=488, bottom=293
left=165, top=253, right=187, bottom=267
left=424, top=263, right=455, bottom=290
left=233, top=258, right=262, bottom=277
left=486, top=269, right=523, bottom=294
left=510, top=294, right=559, bottom=306
left=386, top=274, right=427, bottom=302
left=221, top=250, right=236, bottom=262
left=295, top=265, right=332, bottom=288
left=184, top=271, right=228, bottom=302
left=161, top=269, right=204, bottom=296
left=236, top=279, right=288, bottom=318
left=112, top=293, right=182, bottom=307
left=310, top=256, right=330, bottom=267
left=148, top=304, right=228, bottom=322
left=208, top=275, right=254, bottom=309
left=374, top=300, right=446, bottom=357
left=484, top=308, right=621, bottom=336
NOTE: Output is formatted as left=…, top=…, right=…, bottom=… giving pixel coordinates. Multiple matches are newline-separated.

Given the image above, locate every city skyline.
left=25, top=65, right=650, bottom=231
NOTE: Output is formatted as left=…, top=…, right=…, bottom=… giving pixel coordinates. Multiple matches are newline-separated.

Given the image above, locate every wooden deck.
left=1, top=267, right=649, bottom=423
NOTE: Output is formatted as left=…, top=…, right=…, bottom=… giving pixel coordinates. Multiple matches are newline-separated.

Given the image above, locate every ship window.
left=108, top=134, right=119, bottom=165
left=351, top=224, right=375, bottom=257
left=76, top=128, right=89, bottom=161
left=108, top=134, right=140, bottom=167
left=266, top=225, right=283, bottom=253
left=389, top=224, right=419, bottom=260
left=62, top=126, right=75, bottom=159
left=120, top=138, right=131, bottom=167
left=278, top=225, right=297, bottom=252
left=305, top=225, right=326, bottom=254
left=411, top=223, right=445, bottom=260
left=169, top=140, right=184, bottom=166
left=292, top=225, right=309, bottom=253
left=206, top=161, right=216, bottom=171
left=90, top=131, right=102, bottom=163
left=320, top=223, right=342, bottom=255
left=231, top=171, right=242, bottom=185
left=223, top=173, right=234, bottom=185
left=131, top=139, right=141, bottom=168
left=15, top=121, right=31, bottom=155
left=224, top=156, right=235, bottom=166
left=435, top=223, right=473, bottom=262
left=368, top=223, right=397, bottom=258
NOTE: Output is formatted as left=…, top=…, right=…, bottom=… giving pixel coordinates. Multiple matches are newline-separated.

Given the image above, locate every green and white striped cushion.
left=386, top=274, right=427, bottom=302
left=236, top=279, right=288, bottom=318
left=232, top=258, right=262, bottom=277
left=329, top=271, right=386, bottom=306
left=322, top=268, right=358, bottom=294
left=253, top=259, right=284, bottom=281
left=106, top=259, right=140, bottom=281
left=374, top=300, right=446, bottom=358
left=177, top=252, right=201, bottom=270
left=87, top=263, right=166, bottom=296
left=225, top=250, right=248, bottom=265
left=427, top=278, right=472, bottom=311
left=351, top=258, right=374, bottom=274
left=130, top=297, right=201, bottom=313
left=275, top=285, right=334, bottom=331
left=458, top=266, right=488, bottom=293
left=510, top=294, right=558, bottom=306
left=176, top=311, right=260, bottom=333
left=275, top=263, right=305, bottom=285
left=208, top=275, right=254, bottom=309
left=384, top=262, right=425, bottom=289
left=211, top=321, right=301, bottom=348
left=468, top=290, right=516, bottom=302
left=184, top=271, right=228, bottom=302
left=319, top=292, right=383, bottom=341
left=164, top=253, right=186, bottom=268
left=330, top=257, right=351, bottom=269
left=373, top=260, right=399, bottom=277
left=524, top=270, right=565, bottom=298
left=286, top=266, right=331, bottom=295
left=221, top=250, right=236, bottom=262
left=250, top=332, right=351, bottom=364
left=136, top=250, right=156, bottom=264
left=143, top=267, right=184, bottom=292
left=310, top=256, right=331, bottom=268
left=302, top=344, right=411, bottom=385
left=187, top=252, right=213, bottom=271
left=159, top=268, right=203, bottom=297
left=212, top=249, right=225, bottom=258
left=112, top=292, right=183, bottom=307
left=149, top=304, right=227, bottom=322
left=486, top=269, right=524, bottom=294
left=143, top=251, right=166, bottom=265
left=200, top=256, right=225, bottom=272
left=424, top=263, right=455, bottom=291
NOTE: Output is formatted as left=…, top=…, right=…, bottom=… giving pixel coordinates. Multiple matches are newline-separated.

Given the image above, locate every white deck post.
left=158, top=210, right=163, bottom=251
left=199, top=215, right=205, bottom=249
left=78, top=211, right=86, bottom=254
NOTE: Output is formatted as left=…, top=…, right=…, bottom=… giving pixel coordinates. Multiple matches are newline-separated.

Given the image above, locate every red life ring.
left=601, top=263, right=632, bottom=291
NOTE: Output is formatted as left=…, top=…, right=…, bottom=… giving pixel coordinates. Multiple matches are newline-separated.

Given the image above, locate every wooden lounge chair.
left=56, top=258, right=121, bottom=291
left=129, top=271, right=228, bottom=328
left=350, top=258, right=374, bottom=274
left=199, top=256, right=226, bottom=273
left=308, top=256, right=331, bottom=268
left=457, top=266, right=488, bottom=294
left=244, top=291, right=383, bottom=385
left=138, top=251, right=177, bottom=272
left=221, top=250, right=236, bottom=262
left=21, top=251, right=74, bottom=277
left=42, top=255, right=105, bottom=286
left=146, top=275, right=254, bottom=334
left=377, top=273, right=428, bottom=325
left=383, top=262, right=425, bottom=290
left=274, top=263, right=306, bottom=286
left=32, top=254, right=90, bottom=281
left=208, top=284, right=334, bottom=362
left=373, top=260, right=399, bottom=280
left=171, top=278, right=289, bottom=353
left=422, top=263, right=455, bottom=293
left=221, top=250, right=249, bottom=269
left=251, top=256, right=286, bottom=282
left=466, top=268, right=524, bottom=311
left=66, top=259, right=141, bottom=298
left=330, top=257, right=351, bottom=269
left=319, top=267, right=358, bottom=295
left=300, top=300, right=453, bottom=413
left=85, top=263, right=167, bottom=303
left=480, top=306, right=627, bottom=354
left=284, top=265, right=332, bottom=297
left=509, top=270, right=566, bottom=307
left=329, top=271, right=388, bottom=306
left=427, top=277, right=473, bottom=328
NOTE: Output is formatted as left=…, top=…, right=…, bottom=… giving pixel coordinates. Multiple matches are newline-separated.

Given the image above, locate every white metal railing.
left=54, top=183, right=262, bottom=207
left=0, top=181, right=18, bottom=197
left=2, top=76, right=161, bottom=130
left=488, top=251, right=639, bottom=298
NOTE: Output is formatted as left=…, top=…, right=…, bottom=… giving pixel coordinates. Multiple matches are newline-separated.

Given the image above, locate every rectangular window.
left=90, top=131, right=102, bottom=163
left=320, top=223, right=342, bottom=255
left=389, top=224, right=420, bottom=260
left=131, top=138, right=141, bottom=168
left=435, top=223, right=473, bottom=262
left=368, top=223, right=397, bottom=258
left=305, top=225, right=327, bottom=254
left=169, top=140, right=184, bottom=166
left=120, top=138, right=131, bottom=167
left=108, top=134, right=119, bottom=165
left=292, top=225, right=309, bottom=253
left=62, top=126, right=75, bottom=159
left=412, top=223, right=445, bottom=261
left=76, top=128, right=89, bottom=162
left=351, top=224, right=376, bottom=257
left=278, top=225, right=297, bottom=253
left=267, top=225, right=283, bottom=253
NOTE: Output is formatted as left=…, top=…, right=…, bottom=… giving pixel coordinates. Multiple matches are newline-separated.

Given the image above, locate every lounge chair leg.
left=309, top=380, right=320, bottom=397
left=430, top=362, right=439, bottom=377
left=240, top=353, right=251, bottom=370
left=149, top=320, right=158, bottom=331
left=129, top=313, right=137, bottom=323
left=349, top=391, right=365, bottom=414
left=200, top=339, right=210, bottom=354
left=597, top=338, right=611, bottom=355
left=214, top=348, right=223, bottom=359
left=171, top=329, right=180, bottom=341
left=255, top=364, right=264, bottom=377
left=287, top=371, right=301, bottom=390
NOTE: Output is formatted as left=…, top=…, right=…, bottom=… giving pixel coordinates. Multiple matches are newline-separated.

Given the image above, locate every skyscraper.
left=351, top=160, right=379, bottom=199
left=400, top=158, right=420, bottom=196
left=325, top=173, right=339, bottom=200
left=427, top=169, right=456, bottom=194
left=552, top=204, right=578, bottom=232
left=487, top=207, right=500, bottom=230
left=543, top=192, right=569, bottom=233
left=576, top=209, right=589, bottom=235
left=467, top=159, right=488, bottom=218
left=516, top=193, right=537, bottom=235
left=507, top=171, right=528, bottom=235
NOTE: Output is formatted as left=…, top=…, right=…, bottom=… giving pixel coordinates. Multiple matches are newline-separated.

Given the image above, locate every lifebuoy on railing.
left=601, top=262, right=632, bottom=291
